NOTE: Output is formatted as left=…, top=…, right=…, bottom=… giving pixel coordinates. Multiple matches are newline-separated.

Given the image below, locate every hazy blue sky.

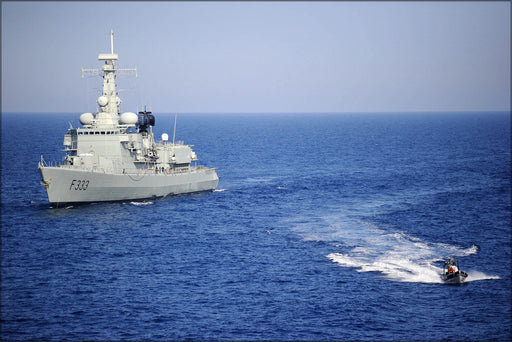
left=1, top=1, right=510, bottom=113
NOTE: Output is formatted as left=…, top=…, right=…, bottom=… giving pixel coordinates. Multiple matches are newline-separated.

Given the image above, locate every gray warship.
left=39, top=31, right=219, bottom=207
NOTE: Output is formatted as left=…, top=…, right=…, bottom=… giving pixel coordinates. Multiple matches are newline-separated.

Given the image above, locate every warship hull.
left=40, top=165, right=218, bottom=207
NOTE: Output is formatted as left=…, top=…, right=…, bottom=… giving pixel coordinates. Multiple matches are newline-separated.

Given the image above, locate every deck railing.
left=39, top=155, right=212, bottom=175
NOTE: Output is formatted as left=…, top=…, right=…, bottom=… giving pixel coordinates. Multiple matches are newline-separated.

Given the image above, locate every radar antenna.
left=81, top=30, right=138, bottom=78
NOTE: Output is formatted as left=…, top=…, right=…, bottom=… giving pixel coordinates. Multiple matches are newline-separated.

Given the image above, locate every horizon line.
left=1, top=110, right=510, bottom=115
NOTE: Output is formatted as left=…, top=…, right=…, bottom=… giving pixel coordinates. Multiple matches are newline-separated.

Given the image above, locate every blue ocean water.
left=1, top=111, right=510, bottom=340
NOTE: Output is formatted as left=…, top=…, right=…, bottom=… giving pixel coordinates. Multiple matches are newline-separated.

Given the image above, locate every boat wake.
left=291, top=211, right=498, bottom=283
left=465, top=270, right=501, bottom=282
left=129, top=201, right=154, bottom=206
left=324, top=229, right=471, bottom=283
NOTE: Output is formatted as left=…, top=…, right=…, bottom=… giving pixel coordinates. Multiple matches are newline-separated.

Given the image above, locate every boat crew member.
left=448, top=259, right=458, bottom=273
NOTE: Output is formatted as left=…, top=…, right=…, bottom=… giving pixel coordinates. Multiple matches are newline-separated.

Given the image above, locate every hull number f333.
left=70, top=179, right=90, bottom=191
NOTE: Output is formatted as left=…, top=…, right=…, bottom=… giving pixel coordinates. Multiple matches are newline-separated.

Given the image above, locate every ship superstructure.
left=39, top=31, right=219, bottom=207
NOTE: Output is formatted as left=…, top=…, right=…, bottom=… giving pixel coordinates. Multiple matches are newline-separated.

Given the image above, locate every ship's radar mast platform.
left=81, top=30, right=137, bottom=128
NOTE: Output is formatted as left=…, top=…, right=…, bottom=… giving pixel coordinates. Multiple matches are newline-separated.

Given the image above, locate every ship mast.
left=81, top=30, right=137, bottom=128
left=110, top=29, right=114, bottom=54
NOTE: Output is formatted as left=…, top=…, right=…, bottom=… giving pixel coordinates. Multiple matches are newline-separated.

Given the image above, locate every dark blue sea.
left=1, top=111, right=510, bottom=341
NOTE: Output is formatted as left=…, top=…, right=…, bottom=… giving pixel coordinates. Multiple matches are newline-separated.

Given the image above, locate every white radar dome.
left=80, top=113, right=94, bottom=125
left=97, top=96, right=109, bottom=107
left=162, top=133, right=169, bottom=141
left=119, top=112, right=138, bottom=125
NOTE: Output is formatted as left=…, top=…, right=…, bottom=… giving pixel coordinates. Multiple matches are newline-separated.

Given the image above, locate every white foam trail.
left=291, top=212, right=484, bottom=283
left=214, top=189, right=227, bottom=192
left=465, top=270, right=500, bottom=282
left=327, top=252, right=445, bottom=283
left=130, top=201, right=153, bottom=206
left=327, top=239, right=500, bottom=283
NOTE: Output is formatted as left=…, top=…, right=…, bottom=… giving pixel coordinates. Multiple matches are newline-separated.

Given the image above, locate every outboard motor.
left=137, top=109, right=155, bottom=133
